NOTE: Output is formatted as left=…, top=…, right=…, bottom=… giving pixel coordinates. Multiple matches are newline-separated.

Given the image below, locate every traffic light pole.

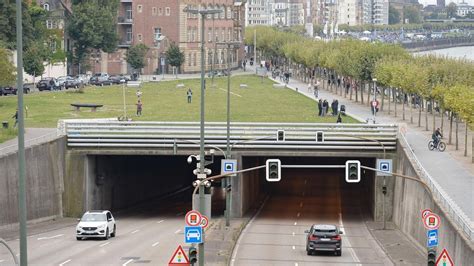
left=198, top=12, right=206, bottom=266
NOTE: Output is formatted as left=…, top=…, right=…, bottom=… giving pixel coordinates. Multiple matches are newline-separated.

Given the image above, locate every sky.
left=418, top=0, right=474, bottom=6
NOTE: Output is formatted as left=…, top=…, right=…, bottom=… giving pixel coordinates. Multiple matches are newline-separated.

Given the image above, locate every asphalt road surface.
left=0, top=193, right=194, bottom=265
left=231, top=169, right=393, bottom=266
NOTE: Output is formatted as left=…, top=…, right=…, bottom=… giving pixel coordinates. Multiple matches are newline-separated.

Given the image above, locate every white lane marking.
left=295, top=263, right=299, bottom=266
left=59, top=259, right=71, bottom=265
left=292, top=245, right=296, bottom=250
left=152, top=241, right=160, bottom=247
left=294, top=222, right=298, bottom=226
left=339, top=212, right=361, bottom=265
left=131, top=230, right=139, bottom=234
left=296, top=212, right=300, bottom=218
left=122, top=259, right=134, bottom=266
left=157, top=220, right=164, bottom=224
left=292, top=232, right=295, bottom=236
left=218, top=87, right=242, bottom=97
left=174, top=229, right=181, bottom=234
left=99, top=242, right=110, bottom=247
left=0, top=260, right=5, bottom=263
left=37, top=234, right=64, bottom=240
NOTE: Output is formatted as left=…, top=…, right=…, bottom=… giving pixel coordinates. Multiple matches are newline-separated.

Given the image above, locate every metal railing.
left=61, top=120, right=398, bottom=152
left=399, top=133, right=474, bottom=242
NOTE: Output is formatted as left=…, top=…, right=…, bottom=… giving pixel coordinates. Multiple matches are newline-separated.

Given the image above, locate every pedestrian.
left=318, top=99, right=322, bottom=116
left=136, top=89, right=143, bottom=100
left=314, top=80, right=320, bottom=98
left=296, top=87, right=298, bottom=92
left=334, top=100, right=339, bottom=115
left=187, top=88, right=193, bottom=103
left=322, top=100, right=328, bottom=116
left=337, top=113, right=342, bottom=123
left=331, top=100, right=336, bottom=115
left=12, top=109, right=18, bottom=128
left=243, top=60, right=247, bottom=71
left=307, top=83, right=312, bottom=93
left=136, top=100, right=142, bottom=116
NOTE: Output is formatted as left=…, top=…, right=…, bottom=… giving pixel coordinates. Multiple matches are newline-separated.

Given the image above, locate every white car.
left=76, top=210, right=116, bottom=240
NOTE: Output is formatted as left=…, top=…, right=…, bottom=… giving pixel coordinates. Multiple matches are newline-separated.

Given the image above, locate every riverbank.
left=403, top=36, right=474, bottom=52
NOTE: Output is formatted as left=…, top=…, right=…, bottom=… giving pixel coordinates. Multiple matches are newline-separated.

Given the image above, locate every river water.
left=414, top=46, right=474, bottom=61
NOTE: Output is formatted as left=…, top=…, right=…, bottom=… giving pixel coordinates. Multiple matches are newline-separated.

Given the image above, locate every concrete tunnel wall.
left=394, top=141, right=474, bottom=263
left=0, top=137, right=66, bottom=227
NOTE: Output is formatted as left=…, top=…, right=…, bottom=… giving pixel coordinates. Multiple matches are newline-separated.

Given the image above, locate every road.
left=231, top=169, right=393, bottom=265
left=0, top=194, right=193, bottom=265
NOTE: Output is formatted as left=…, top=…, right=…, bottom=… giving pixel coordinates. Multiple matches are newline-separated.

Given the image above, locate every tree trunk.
left=418, top=96, right=422, bottom=127
left=432, top=101, right=436, bottom=133
left=402, top=92, right=406, bottom=120
left=381, top=87, right=385, bottom=111
left=355, top=81, right=360, bottom=103
left=455, top=115, right=459, bottom=150
left=366, top=82, right=371, bottom=105
left=440, top=108, right=444, bottom=134
left=449, top=112, right=453, bottom=145
left=410, top=95, right=414, bottom=124
left=361, top=81, right=365, bottom=105
left=387, top=88, right=391, bottom=115
left=464, top=122, right=468, bottom=157
left=350, top=82, right=353, bottom=100
left=394, top=89, right=398, bottom=117
left=425, top=99, right=429, bottom=131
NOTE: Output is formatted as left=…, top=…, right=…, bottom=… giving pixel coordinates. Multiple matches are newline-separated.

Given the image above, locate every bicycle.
left=428, top=139, right=446, bottom=152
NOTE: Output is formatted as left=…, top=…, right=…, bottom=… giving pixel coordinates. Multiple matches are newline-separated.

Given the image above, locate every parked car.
left=37, top=78, right=61, bottom=91
left=65, top=77, right=81, bottom=89
left=90, top=73, right=112, bottom=86
left=305, top=224, right=343, bottom=256
left=76, top=74, right=90, bottom=85
left=0, top=86, right=30, bottom=95
left=108, top=75, right=124, bottom=84
left=76, top=210, right=116, bottom=240
left=119, top=74, right=130, bottom=83
left=57, top=76, right=69, bottom=89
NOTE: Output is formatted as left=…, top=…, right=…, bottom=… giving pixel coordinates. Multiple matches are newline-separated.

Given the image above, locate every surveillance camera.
left=193, top=169, right=198, bottom=175
left=204, top=181, right=212, bottom=188
left=192, top=180, right=200, bottom=187
left=204, top=168, right=212, bottom=175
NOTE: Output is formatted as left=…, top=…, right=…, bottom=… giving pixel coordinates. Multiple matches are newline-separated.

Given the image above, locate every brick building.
left=97, top=0, right=245, bottom=75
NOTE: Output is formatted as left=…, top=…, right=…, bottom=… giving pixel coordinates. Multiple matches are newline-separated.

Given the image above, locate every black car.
left=108, top=75, right=125, bottom=84
left=90, top=77, right=113, bottom=86
left=305, top=224, right=343, bottom=256
left=0, top=86, right=30, bottom=95
left=37, top=78, right=61, bottom=91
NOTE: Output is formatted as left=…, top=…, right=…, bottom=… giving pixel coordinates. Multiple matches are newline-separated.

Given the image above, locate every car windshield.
left=81, top=213, right=106, bottom=222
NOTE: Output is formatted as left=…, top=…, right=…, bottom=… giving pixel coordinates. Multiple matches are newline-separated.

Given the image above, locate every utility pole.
left=16, top=0, right=28, bottom=265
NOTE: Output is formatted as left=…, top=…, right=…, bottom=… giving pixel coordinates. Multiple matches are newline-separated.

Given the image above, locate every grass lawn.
left=0, top=127, right=17, bottom=143
left=0, top=75, right=358, bottom=129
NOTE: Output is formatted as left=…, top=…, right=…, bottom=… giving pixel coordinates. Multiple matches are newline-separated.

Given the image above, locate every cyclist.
left=432, top=128, right=443, bottom=147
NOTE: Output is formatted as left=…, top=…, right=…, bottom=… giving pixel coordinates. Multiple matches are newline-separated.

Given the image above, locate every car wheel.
left=336, top=250, right=341, bottom=256
left=76, top=237, right=82, bottom=241
left=111, top=225, right=116, bottom=237
left=100, top=83, right=104, bottom=87
left=104, top=228, right=109, bottom=240
left=306, top=250, right=312, bottom=256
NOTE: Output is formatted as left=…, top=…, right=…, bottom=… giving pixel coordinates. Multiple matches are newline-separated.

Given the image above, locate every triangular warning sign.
left=435, top=248, right=454, bottom=266
left=168, top=245, right=190, bottom=265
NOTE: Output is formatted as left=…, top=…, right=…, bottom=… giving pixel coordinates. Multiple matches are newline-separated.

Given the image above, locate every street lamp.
left=216, top=41, right=241, bottom=227
left=183, top=6, right=221, bottom=266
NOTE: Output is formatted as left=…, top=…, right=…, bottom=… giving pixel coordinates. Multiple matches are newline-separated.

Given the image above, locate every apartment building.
left=245, top=0, right=272, bottom=25
left=95, top=0, right=245, bottom=75
left=337, top=0, right=360, bottom=25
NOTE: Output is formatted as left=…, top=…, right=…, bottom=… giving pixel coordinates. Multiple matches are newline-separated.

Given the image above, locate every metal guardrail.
left=399, top=133, right=474, bottom=242
left=61, top=120, right=398, bottom=152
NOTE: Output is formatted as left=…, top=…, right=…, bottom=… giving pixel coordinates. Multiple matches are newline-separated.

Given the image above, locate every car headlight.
left=97, top=224, right=106, bottom=229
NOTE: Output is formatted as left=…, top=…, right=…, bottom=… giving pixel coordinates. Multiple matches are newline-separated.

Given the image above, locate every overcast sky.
left=418, top=0, right=474, bottom=6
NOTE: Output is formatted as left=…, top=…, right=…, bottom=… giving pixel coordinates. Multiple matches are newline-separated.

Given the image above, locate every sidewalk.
left=0, top=128, right=58, bottom=157
left=273, top=73, right=473, bottom=222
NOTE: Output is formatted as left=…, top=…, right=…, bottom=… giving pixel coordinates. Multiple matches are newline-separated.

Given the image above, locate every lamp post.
left=216, top=41, right=241, bottom=227
left=183, top=6, right=221, bottom=266
left=372, top=78, right=377, bottom=124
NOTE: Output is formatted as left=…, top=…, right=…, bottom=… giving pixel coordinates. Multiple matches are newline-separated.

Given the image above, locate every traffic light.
left=427, top=248, right=436, bottom=266
left=189, top=246, right=197, bottom=264
left=266, top=159, right=281, bottom=182
left=345, top=160, right=360, bottom=183
left=277, top=130, right=285, bottom=141
left=382, top=185, right=387, bottom=195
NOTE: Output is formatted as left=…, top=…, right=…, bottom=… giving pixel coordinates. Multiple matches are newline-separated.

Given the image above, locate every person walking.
left=318, top=99, right=322, bottom=116
left=307, top=83, right=312, bottom=93
left=12, top=109, right=18, bottom=128
left=322, top=100, right=328, bottom=116
left=314, top=80, right=320, bottom=98
left=187, top=88, right=193, bottom=103
left=136, top=100, right=142, bottom=116
left=331, top=100, right=336, bottom=116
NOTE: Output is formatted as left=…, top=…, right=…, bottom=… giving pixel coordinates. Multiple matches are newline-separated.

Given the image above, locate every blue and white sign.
left=376, top=159, right=393, bottom=176
left=185, top=226, right=202, bottom=244
left=221, top=159, right=237, bottom=177
left=427, top=229, right=438, bottom=248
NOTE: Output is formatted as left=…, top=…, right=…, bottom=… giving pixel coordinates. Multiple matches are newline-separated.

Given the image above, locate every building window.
left=228, top=28, right=232, bottom=41
left=221, top=29, right=225, bottom=42
left=137, top=5, right=143, bottom=13
left=208, top=28, right=212, bottom=42
left=193, top=52, right=197, bottom=66
left=43, top=3, right=50, bottom=11
left=152, top=7, right=157, bottom=15
left=154, top=28, right=162, bottom=41
left=46, top=20, right=53, bottom=29
left=188, top=53, right=191, bottom=66
left=159, top=7, right=163, bottom=15
left=137, top=34, right=142, bottom=42
left=227, top=7, right=232, bottom=19
left=220, top=6, right=225, bottom=19
left=165, top=7, right=170, bottom=16
left=126, top=28, right=132, bottom=43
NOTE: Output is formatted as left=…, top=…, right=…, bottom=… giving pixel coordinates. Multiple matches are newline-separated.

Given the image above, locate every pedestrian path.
left=0, top=128, right=58, bottom=157
left=273, top=74, right=473, bottom=222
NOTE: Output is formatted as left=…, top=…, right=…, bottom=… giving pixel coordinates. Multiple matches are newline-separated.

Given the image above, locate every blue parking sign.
left=427, top=229, right=438, bottom=247
left=185, top=226, right=202, bottom=244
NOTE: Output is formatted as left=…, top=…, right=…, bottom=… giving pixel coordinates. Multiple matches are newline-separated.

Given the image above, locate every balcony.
left=118, top=16, right=133, bottom=24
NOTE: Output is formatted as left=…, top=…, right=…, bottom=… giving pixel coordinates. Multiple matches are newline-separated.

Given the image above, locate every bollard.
left=2, top=121, right=8, bottom=129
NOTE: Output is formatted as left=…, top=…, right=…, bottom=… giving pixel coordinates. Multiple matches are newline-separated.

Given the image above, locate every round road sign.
left=185, top=210, right=202, bottom=226
left=200, top=215, right=209, bottom=228
left=421, top=208, right=432, bottom=219
left=423, top=213, right=441, bottom=230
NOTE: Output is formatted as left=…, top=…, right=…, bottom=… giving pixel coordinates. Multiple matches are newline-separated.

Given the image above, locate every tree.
left=23, top=43, right=46, bottom=82
left=126, top=44, right=149, bottom=73
left=446, top=3, right=457, bottom=19
left=0, top=0, right=35, bottom=50
left=165, top=43, right=185, bottom=73
left=67, top=0, right=119, bottom=68
left=403, top=6, right=422, bottom=24
left=389, top=6, right=401, bottom=25
left=0, top=48, right=16, bottom=86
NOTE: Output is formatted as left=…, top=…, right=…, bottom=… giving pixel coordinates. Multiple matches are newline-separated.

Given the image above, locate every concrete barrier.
left=0, top=137, right=66, bottom=226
